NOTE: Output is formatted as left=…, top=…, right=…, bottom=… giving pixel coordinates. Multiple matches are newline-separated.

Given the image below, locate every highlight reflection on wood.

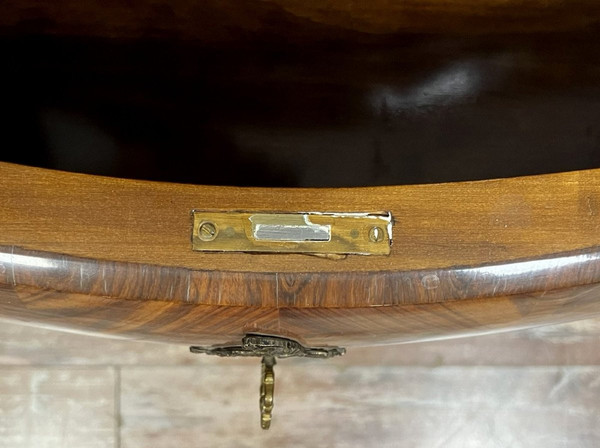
left=1, top=163, right=600, bottom=346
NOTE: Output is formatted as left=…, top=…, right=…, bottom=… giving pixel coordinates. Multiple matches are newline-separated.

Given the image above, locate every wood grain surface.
left=2, top=163, right=600, bottom=345
left=0, top=366, right=116, bottom=448
left=1, top=0, right=600, bottom=39
left=1, top=3, right=600, bottom=444
left=2, top=3, right=600, bottom=191
left=2, top=280, right=600, bottom=347
left=2, top=162, right=600, bottom=274
left=2, top=0, right=600, bottom=344
left=3, top=245, right=600, bottom=308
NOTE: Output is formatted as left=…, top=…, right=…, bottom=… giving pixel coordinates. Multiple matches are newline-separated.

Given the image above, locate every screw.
left=368, top=226, right=384, bottom=243
left=198, top=221, right=218, bottom=241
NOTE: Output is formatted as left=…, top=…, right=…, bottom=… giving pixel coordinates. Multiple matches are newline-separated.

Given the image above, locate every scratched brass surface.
left=192, top=211, right=392, bottom=255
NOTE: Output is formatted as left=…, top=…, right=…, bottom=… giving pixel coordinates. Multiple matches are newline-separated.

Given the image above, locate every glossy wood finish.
left=8, top=246, right=600, bottom=346
left=2, top=0, right=600, bottom=37
left=2, top=246, right=600, bottom=308
left=2, top=1, right=600, bottom=347
left=2, top=162, right=600, bottom=274
left=2, top=280, right=600, bottom=347
left=0, top=244, right=595, bottom=344
left=1, top=3, right=600, bottom=187
left=2, top=163, right=600, bottom=345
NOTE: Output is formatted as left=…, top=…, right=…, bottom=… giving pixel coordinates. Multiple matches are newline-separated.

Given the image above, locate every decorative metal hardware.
left=191, top=211, right=393, bottom=256
left=190, top=334, right=346, bottom=429
left=190, top=333, right=346, bottom=359
left=260, top=356, right=275, bottom=429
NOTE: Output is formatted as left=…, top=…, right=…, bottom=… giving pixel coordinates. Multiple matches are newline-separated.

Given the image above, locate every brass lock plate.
left=191, top=211, right=393, bottom=255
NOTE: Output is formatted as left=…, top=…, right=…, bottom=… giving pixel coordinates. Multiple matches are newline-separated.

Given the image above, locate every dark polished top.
left=1, top=1, right=600, bottom=187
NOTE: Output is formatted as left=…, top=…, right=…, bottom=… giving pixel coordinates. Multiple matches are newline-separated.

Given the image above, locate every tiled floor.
left=1, top=318, right=600, bottom=447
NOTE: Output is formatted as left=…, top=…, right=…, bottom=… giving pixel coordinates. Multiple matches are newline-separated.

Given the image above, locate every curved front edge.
left=2, top=245, right=600, bottom=346
left=0, top=282, right=599, bottom=347
left=2, top=245, right=600, bottom=307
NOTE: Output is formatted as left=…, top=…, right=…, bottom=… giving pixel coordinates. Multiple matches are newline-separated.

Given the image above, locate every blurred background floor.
left=0, top=318, right=599, bottom=448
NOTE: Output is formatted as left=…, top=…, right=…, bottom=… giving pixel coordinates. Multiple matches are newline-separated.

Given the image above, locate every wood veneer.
left=2, top=246, right=600, bottom=308
left=1, top=164, right=600, bottom=346
left=2, top=162, right=600, bottom=274
left=1, top=2, right=600, bottom=188
left=1, top=0, right=600, bottom=347
left=2, top=0, right=600, bottom=38
left=2, top=281, right=600, bottom=347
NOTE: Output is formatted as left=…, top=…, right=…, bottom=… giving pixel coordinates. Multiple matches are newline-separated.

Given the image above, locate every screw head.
left=368, top=226, right=384, bottom=243
left=198, top=221, right=218, bottom=241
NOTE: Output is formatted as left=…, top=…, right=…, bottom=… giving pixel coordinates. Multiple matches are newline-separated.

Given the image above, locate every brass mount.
left=190, top=334, right=346, bottom=429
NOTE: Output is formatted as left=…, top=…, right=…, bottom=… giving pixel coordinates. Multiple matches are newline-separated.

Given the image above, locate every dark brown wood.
left=1, top=164, right=600, bottom=346
left=1, top=0, right=600, bottom=347
left=2, top=245, right=600, bottom=308
left=2, top=281, right=600, bottom=347
left=2, top=0, right=600, bottom=38
left=1, top=3, right=600, bottom=188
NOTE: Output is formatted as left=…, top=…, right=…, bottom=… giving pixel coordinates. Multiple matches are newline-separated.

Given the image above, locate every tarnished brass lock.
left=191, top=334, right=345, bottom=429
